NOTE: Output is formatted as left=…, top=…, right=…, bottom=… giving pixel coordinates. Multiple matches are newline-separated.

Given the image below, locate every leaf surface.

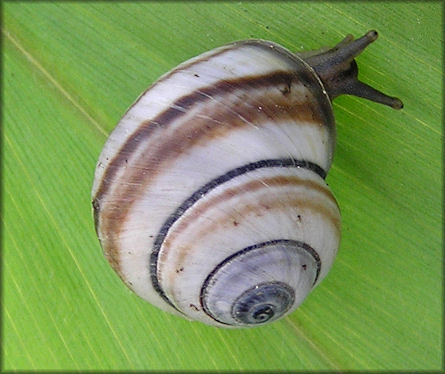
left=3, top=2, right=442, bottom=370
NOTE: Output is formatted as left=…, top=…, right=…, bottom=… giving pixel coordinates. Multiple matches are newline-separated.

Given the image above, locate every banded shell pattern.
left=92, top=31, right=402, bottom=327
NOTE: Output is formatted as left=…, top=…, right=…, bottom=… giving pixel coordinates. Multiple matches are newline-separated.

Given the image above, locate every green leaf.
left=3, top=2, right=442, bottom=371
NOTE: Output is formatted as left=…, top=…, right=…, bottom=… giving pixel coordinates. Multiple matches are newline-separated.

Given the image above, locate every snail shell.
left=92, top=30, right=402, bottom=328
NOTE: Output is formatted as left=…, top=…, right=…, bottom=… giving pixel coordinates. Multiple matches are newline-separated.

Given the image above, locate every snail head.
left=300, top=30, right=403, bottom=110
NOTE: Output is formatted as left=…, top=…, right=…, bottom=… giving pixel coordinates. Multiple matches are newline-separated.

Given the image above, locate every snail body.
left=92, top=31, right=402, bottom=327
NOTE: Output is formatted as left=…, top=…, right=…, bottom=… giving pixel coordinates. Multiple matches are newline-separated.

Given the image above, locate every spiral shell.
left=92, top=31, right=402, bottom=327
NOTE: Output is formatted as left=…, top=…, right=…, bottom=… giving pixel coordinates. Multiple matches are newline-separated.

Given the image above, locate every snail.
left=92, top=30, right=402, bottom=328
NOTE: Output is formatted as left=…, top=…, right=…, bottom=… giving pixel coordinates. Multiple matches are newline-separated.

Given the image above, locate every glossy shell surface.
left=92, top=40, right=341, bottom=327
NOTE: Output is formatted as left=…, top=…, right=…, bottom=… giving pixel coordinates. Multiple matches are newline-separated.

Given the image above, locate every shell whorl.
left=92, top=40, right=341, bottom=327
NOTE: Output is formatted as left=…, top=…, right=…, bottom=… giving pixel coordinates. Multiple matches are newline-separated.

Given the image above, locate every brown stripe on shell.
left=94, top=69, right=333, bottom=204
left=158, top=174, right=340, bottom=291
left=95, top=73, right=334, bottom=276
left=117, top=43, right=239, bottom=120
left=118, top=39, right=324, bottom=121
